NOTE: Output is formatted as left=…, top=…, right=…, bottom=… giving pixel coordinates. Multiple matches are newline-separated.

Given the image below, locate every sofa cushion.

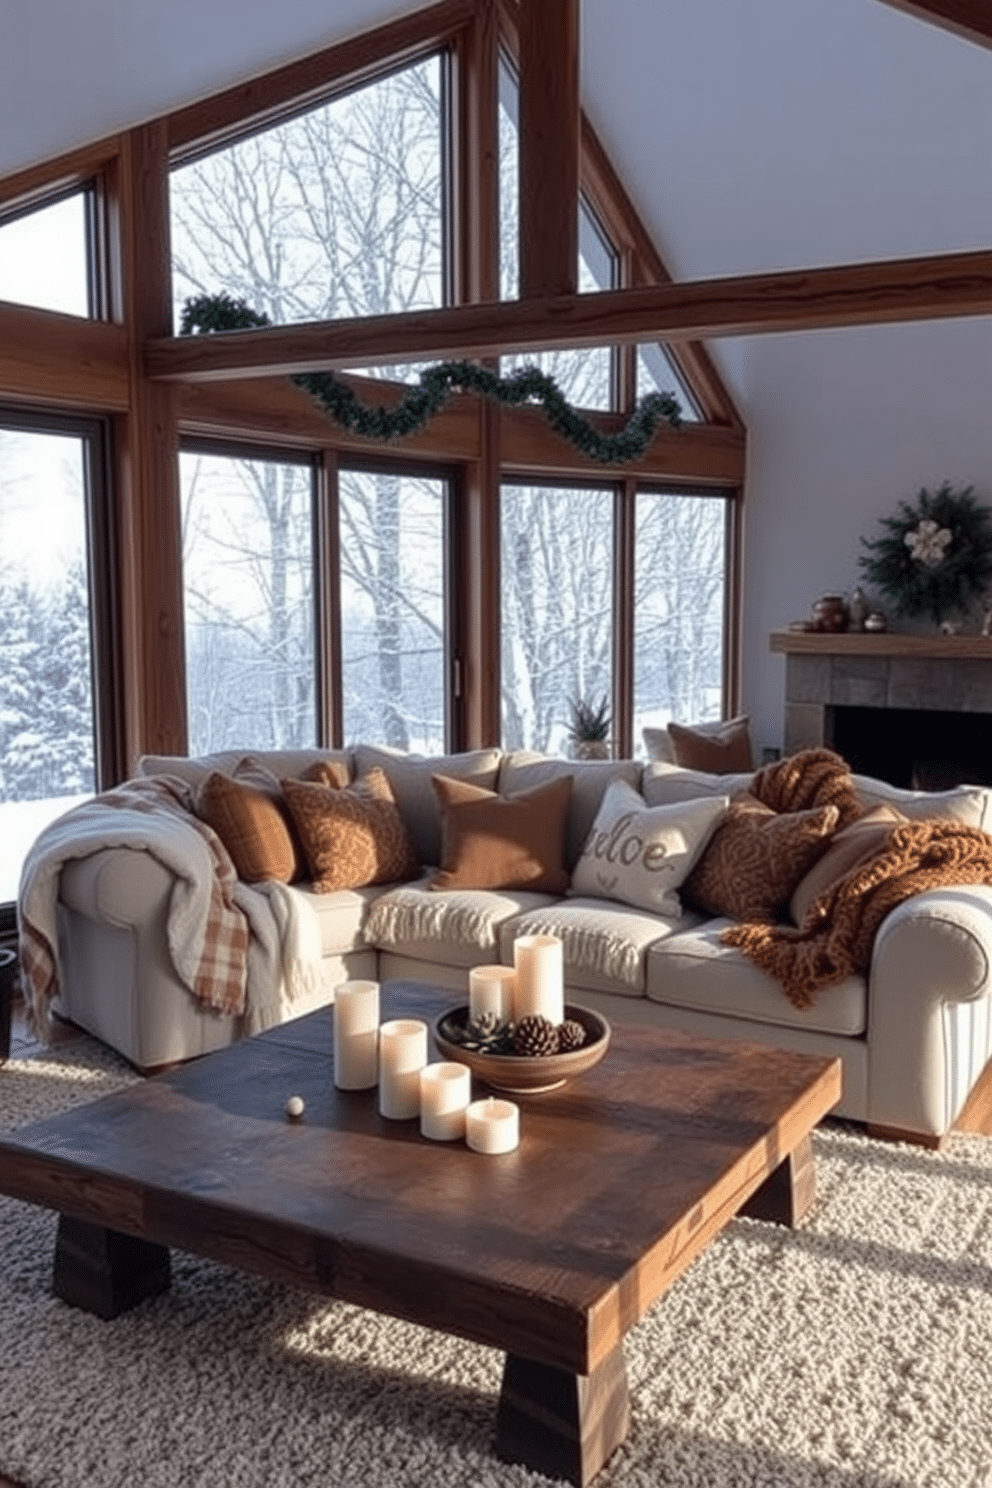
left=429, top=772, right=572, bottom=893
left=282, top=768, right=419, bottom=892
left=666, top=715, right=754, bottom=773
left=682, top=796, right=839, bottom=923
left=642, top=760, right=754, bottom=807
left=137, top=748, right=353, bottom=790
left=365, top=880, right=558, bottom=968
left=789, top=802, right=906, bottom=927
left=498, top=898, right=692, bottom=997
left=853, top=773, right=992, bottom=831
left=646, top=918, right=867, bottom=1036
left=496, top=751, right=642, bottom=869
left=569, top=779, right=728, bottom=915
left=194, top=770, right=299, bottom=884
left=293, top=882, right=395, bottom=956
left=354, top=745, right=502, bottom=867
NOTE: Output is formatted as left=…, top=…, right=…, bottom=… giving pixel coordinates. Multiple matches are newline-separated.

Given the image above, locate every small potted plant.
left=567, top=695, right=612, bottom=760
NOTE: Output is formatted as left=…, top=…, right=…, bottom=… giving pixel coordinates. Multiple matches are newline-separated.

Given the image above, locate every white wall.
left=714, top=317, right=992, bottom=756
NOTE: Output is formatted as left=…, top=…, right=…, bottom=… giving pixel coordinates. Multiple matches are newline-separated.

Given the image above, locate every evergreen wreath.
left=859, top=482, right=992, bottom=625
left=179, top=293, right=683, bottom=464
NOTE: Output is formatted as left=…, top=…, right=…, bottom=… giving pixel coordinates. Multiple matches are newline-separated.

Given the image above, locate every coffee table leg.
left=53, top=1215, right=171, bottom=1320
left=740, top=1133, right=816, bottom=1227
left=495, top=1343, right=631, bottom=1487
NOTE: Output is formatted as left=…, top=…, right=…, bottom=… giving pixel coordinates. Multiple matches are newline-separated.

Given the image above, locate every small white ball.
left=285, top=1095, right=305, bottom=1120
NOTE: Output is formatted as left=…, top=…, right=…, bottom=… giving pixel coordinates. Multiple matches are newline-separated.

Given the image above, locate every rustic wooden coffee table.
left=0, top=981, right=840, bottom=1486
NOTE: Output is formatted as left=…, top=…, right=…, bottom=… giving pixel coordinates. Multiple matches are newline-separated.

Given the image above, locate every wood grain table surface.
left=0, top=980, right=842, bottom=1485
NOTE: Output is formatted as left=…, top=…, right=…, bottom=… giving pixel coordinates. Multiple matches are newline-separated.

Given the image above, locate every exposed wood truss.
left=146, top=248, right=992, bottom=382
left=876, top=0, right=992, bottom=49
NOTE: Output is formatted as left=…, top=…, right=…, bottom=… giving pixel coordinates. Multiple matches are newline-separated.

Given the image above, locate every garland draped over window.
left=180, top=294, right=683, bottom=465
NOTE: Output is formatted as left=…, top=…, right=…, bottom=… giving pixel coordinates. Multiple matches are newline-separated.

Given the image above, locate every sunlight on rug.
left=3, top=1037, right=992, bottom=1488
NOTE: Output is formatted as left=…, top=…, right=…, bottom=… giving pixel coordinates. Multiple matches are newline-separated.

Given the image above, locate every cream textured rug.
left=3, top=1040, right=992, bottom=1488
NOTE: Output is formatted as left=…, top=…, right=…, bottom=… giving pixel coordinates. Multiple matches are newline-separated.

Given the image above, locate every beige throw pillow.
left=195, top=770, right=298, bottom=884
left=788, top=802, right=906, bottom=926
left=281, top=767, right=419, bottom=893
left=569, top=779, right=729, bottom=915
left=429, top=773, right=572, bottom=893
left=683, top=794, right=839, bottom=923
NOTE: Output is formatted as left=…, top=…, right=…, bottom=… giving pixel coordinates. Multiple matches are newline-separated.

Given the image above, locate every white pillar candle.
left=468, top=965, right=516, bottom=1024
left=465, top=1096, right=520, bottom=1154
left=378, top=1019, right=429, bottom=1120
left=333, top=980, right=380, bottom=1090
left=513, top=934, right=564, bottom=1026
left=419, top=1062, right=472, bottom=1141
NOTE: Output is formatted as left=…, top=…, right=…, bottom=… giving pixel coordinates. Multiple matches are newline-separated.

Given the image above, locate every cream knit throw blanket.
left=18, top=775, right=324, bottom=1040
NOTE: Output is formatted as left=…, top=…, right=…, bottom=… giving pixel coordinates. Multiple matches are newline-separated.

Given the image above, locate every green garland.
left=179, top=293, right=682, bottom=464
left=859, top=482, right=992, bottom=625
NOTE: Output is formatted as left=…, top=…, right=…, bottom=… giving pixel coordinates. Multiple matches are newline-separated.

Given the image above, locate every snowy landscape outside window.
left=0, top=424, right=97, bottom=902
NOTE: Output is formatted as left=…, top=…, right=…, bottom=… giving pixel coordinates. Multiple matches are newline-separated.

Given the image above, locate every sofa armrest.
left=59, top=847, right=175, bottom=930
left=867, top=886, right=992, bottom=1136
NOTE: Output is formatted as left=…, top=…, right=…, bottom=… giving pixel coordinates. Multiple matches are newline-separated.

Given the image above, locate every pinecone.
left=557, top=1019, right=586, bottom=1053
left=513, top=1014, right=560, bottom=1057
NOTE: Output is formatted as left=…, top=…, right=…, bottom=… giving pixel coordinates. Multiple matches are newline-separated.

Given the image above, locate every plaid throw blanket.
left=18, top=775, right=322, bottom=1041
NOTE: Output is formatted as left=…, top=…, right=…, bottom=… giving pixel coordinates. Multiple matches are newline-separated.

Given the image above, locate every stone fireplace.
left=771, top=631, right=992, bottom=790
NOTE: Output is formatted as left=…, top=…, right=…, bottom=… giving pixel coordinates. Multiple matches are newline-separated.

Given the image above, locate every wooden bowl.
left=432, top=1004, right=611, bottom=1094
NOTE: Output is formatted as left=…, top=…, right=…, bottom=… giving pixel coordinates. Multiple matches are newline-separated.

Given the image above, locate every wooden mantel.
left=770, top=629, right=992, bottom=661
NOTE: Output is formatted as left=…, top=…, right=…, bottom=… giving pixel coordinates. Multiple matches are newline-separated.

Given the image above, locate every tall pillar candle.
left=465, top=1096, right=520, bottom=1154
left=468, top=965, right=516, bottom=1025
left=378, top=1019, right=428, bottom=1120
left=513, top=934, right=564, bottom=1026
left=333, top=980, right=380, bottom=1090
left=419, top=1062, right=472, bottom=1141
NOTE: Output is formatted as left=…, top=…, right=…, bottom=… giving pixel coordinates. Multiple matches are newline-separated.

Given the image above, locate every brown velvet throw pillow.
left=667, top=716, right=753, bottom=774
left=788, top=802, right=906, bottom=927
left=682, top=793, right=839, bottom=923
left=195, top=770, right=298, bottom=884
left=429, top=772, right=572, bottom=893
left=281, top=767, right=419, bottom=893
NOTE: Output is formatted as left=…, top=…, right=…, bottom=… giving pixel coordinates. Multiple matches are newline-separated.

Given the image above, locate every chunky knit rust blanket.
left=747, top=747, right=862, bottom=829
left=722, top=817, right=992, bottom=1009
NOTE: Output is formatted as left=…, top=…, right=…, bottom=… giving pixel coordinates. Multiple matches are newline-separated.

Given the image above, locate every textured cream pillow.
left=683, top=794, right=839, bottom=923
left=570, top=779, right=729, bottom=915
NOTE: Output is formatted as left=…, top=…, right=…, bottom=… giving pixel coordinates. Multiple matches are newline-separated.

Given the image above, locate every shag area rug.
left=2, top=1041, right=992, bottom=1488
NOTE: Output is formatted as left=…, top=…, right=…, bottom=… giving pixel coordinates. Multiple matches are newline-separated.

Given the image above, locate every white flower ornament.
left=905, top=518, right=952, bottom=568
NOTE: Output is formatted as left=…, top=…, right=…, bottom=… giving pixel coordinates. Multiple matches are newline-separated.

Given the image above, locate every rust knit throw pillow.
left=682, top=794, right=840, bottom=923
left=195, top=770, right=298, bottom=884
left=281, top=767, right=419, bottom=892
left=429, top=772, right=573, bottom=893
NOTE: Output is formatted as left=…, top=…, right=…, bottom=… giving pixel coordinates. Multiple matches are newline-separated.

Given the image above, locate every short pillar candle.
left=419, top=1062, right=472, bottom=1141
left=333, top=980, right=380, bottom=1090
left=513, top=934, right=564, bottom=1026
left=378, top=1019, right=429, bottom=1120
left=468, top=965, right=516, bottom=1024
left=465, top=1096, right=520, bottom=1154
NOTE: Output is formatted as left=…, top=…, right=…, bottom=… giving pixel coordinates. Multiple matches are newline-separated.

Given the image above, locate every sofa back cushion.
left=428, top=772, right=572, bottom=893
left=282, top=768, right=419, bottom=892
left=642, top=760, right=754, bottom=807
left=137, top=748, right=353, bottom=789
left=496, top=751, right=642, bottom=870
left=853, top=773, right=992, bottom=831
left=354, top=745, right=502, bottom=867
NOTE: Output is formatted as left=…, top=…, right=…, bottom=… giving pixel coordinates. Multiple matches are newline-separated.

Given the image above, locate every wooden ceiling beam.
left=875, top=0, right=992, bottom=50
left=518, top=0, right=579, bottom=297
left=146, top=247, right=992, bottom=382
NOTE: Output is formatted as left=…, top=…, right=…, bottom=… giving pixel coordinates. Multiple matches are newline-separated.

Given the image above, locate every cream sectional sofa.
left=50, top=743, right=992, bottom=1144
